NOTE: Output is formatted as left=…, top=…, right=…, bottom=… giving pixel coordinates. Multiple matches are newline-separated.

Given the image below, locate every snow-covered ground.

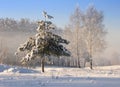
left=0, top=64, right=120, bottom=87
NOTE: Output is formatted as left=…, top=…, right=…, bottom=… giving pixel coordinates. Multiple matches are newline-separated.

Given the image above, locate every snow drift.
left=0, top=64, right=38, bottom=73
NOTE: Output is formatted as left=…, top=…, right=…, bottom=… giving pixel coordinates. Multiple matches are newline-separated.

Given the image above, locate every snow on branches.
left=15, top=12, right=70, bottom=65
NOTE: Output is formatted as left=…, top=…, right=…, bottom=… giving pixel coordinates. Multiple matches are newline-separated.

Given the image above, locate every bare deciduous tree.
left=64, top=5, right=107, bottom=69
left=83, top=5, right=107, bottom=69
left=64, top=6, right=84, bottom=68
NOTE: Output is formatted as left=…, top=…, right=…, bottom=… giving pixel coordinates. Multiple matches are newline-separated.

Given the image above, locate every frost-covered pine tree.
left=15, top=11, right=70, bottom=72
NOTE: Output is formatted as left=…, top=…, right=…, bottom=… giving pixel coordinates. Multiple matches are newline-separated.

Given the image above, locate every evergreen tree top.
left=16, top=11, right=70, bottom=64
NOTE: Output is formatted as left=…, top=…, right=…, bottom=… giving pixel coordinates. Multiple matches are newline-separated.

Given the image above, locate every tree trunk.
left=58, top=57, right=60, bottom=66
left=41, top=58, right=45, bottom=72
left=90, top=59, right=93, bottom=69
left=78, top=57, right=81, bottom=68
left=83, top=60, right=86, bottom=68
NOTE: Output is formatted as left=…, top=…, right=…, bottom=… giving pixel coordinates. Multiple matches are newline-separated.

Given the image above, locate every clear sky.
left=0, top=0, right=120, bottom=53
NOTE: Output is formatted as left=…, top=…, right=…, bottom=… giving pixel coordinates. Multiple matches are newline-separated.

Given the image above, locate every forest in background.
left=0, top=6, right=120, bottom=68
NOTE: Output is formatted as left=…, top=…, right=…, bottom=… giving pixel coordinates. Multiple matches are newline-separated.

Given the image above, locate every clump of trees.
left=0, top=18, right=36, bottom=32
left=64, top=5, right=107, bottom=69
left=16, top=12, right=70, bottom=72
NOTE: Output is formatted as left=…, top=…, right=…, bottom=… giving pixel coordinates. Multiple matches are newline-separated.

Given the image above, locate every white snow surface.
left=0, top=64, right=120, bottom=87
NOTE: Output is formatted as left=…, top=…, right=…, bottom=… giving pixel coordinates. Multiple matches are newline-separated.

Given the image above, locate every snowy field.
left=0, top=64, right=120, bottom=87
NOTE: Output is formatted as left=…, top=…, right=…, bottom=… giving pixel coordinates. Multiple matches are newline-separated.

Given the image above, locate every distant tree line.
left=0, top=18, right=37, bottom=32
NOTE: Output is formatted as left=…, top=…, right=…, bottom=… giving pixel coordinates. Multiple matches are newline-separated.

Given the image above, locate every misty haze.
left=0, top=0, right=120, bottom=87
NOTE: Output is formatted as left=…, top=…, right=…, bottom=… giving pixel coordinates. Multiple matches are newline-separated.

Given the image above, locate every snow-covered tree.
left=83, top=5, right=107, bottom=69
left=64, top=6, right=85, bottom=68
left=15, top=12, right=70, bottom=72
left=64, top=5, right=107, bottom=69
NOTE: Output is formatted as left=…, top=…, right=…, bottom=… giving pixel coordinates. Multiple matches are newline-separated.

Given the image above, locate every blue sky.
left=0, top=0, right=120, bottom=52
left=0, top=0, right=120, bottom=28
